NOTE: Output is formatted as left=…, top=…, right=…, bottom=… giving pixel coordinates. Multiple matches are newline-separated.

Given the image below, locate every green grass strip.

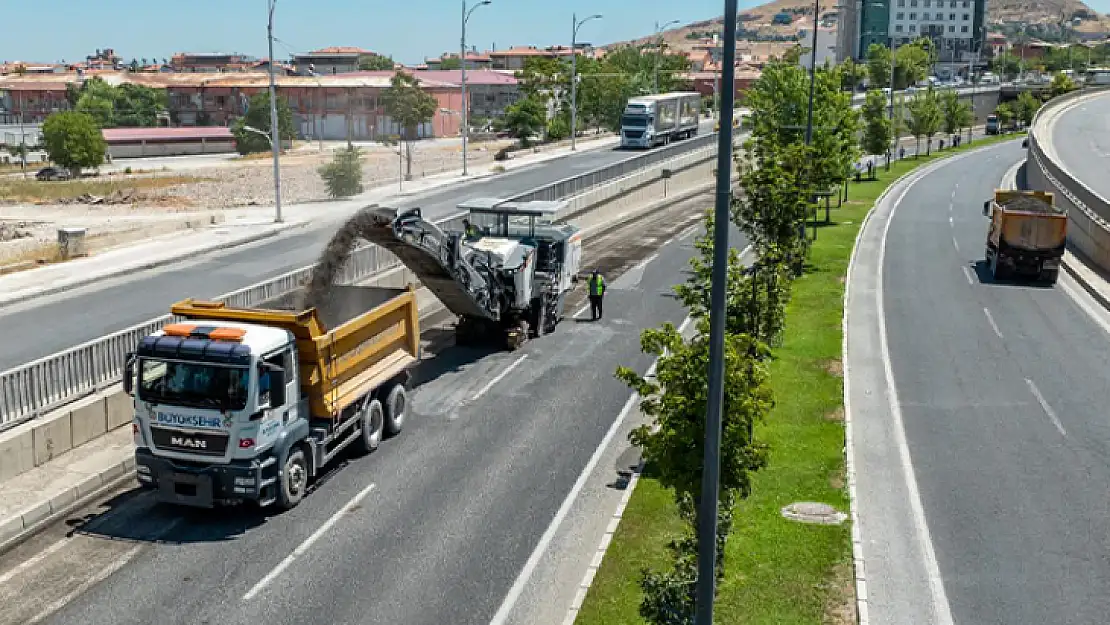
left=574, top=132, right=1020, bottom=625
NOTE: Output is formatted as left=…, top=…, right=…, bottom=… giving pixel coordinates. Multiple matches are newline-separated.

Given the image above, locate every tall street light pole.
left=267, top=0, right=282, bottom=223
left=570, top=12, right=603, bottom=151
left=461, top=0, right=491, bottom=177
left=803, top=0, right=821, bottom=145
left=654, top=19, right=681, bottom=94
left=694, top=1, right=737, bottom=623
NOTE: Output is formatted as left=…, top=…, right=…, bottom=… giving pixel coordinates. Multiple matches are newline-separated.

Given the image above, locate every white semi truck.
left=620, top=92, right=702, bottom=149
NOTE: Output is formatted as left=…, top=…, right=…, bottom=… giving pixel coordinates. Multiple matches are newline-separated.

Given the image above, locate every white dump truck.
left=126, top=286, right=420, bottom=510
left=620, top=92, right=702, bottom=149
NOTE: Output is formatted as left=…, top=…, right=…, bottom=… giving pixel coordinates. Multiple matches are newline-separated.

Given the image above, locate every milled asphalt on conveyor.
left=881, top=139, right=1110, bottom=623
left=29, top=197, right=747, bottom=625
left=0, top=127, right=714, bottom=371
left=1049, top=89, right=1110, bottom=203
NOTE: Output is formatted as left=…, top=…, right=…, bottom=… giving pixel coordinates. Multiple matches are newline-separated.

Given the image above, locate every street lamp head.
left=479, top=0, right=491, bottom=5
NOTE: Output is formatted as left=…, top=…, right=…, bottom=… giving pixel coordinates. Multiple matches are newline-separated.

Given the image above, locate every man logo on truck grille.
left=170, top=436, right=208, bottom=450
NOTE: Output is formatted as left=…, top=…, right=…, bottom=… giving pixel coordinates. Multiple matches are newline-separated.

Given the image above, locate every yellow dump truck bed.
left=170, top=285, right=420, bottom=420
left=990, top=190, right=1067, bottom=251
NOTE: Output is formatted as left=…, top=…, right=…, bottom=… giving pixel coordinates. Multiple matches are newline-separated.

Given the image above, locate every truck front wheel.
left=278, top=448, right=308, bottom=510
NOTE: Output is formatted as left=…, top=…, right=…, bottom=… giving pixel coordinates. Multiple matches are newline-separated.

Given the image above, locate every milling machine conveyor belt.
left=360, top=206, right=500, bottom=321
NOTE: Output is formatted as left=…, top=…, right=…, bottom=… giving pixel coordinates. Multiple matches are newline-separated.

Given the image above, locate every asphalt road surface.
left=0, top=123, right=717, bottom=372
left=1048, top=89, right=1110, bottom=202
left=871, top=138, right=1110, bottom=623
left=0, top=192, right=748, bottom=625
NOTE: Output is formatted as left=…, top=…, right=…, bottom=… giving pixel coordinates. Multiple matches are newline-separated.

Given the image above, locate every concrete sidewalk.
left=0, top=134, right=618, bottom=308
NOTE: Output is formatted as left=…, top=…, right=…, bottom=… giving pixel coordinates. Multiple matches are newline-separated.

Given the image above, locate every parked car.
left=35, top=167, right=71, bottom=181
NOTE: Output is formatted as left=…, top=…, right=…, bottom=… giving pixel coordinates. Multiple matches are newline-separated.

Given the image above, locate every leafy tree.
left=500, top=96, right=546, bottom=147
left=861, top=89, right=893, bottom=157
left=992, top=53, right=1022, bottom=80
left=438, top=57, right=462, bottom=70
left=1015, top=92, right=1041, bottom=127
left=358, top=54, right=395, bottom=71
left=839, top=57, right=867, bottom=91
left=76, top=94, right=115, bottom=128
left=381, top=71, right=438, bottom=180
left=894, top=41, right=931, bottom=89
left=866, top=43, right=892, bottom=89
left=735, top=140, right=813, bottom=272
left=318, top=145, right=364, bottom=198
left=995, top=102, right=1015, bottom=129
left=906, top=90, right=942, bottom=156
left=231, top=91, right=295, bottom=155
left=545, top=114, right=570, bottom=141
left=1050, top=72, right=1077, bottom=97
left=515, top=56, right=569, bottom=103
left=940, top=90, right=973, bottom=142
left=41, top=111, right=106, bottom=175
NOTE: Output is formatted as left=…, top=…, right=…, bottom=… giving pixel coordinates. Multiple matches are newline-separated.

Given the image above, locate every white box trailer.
left=620, top=92, right=702, bottom=149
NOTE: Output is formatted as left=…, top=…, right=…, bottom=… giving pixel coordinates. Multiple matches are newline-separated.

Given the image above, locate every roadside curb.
left=1062, top=254, right=1110, bottom=311
left=0, top=456, right=136, bottom=557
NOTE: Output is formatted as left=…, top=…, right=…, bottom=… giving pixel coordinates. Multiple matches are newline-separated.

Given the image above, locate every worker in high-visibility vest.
left=462, top=219, right=480, bottom=239
left=587, top=270, right=605, bottom=321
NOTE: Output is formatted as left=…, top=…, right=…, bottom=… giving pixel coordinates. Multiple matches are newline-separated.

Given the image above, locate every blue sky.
left=1, top=0, right=749, bottom=66
left=6, top=0, right=1109, bottom=66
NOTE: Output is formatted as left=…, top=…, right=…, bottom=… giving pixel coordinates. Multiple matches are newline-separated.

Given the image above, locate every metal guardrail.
left=1025, top=87, right=1110, bottom=272
left=0, top=131, right=725, bottom=430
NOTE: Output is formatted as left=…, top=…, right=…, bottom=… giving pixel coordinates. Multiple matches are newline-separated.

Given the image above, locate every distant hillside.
left=603, top=0, right=1110, bottom=56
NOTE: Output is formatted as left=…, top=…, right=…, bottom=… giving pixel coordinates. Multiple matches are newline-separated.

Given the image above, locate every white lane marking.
left=876, top=158, right=958, bottom=625
left=25, top=545, right=143, bottom=625
left=0, top=537, right=72, bottom=585
left=242, top=483, right=377, bottom=601
left=471, top=355, right=528, bottom=401
left=982, top=307, right=1003, bottom=339
left=962, top=265, right=975, bottom=285
left=948, top=214, right=954, bottom=226
left=677, top=224, right=699, bottom=241
left=1025, top=378, right=1067, bottom=437
left=489, top=314, right=692, bottom=625
left=952, top=236, right=960, bottom=253
left=23, top=516, right=183, bottom=625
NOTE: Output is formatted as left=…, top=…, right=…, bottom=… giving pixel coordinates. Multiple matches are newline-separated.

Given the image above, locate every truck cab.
left=986, top=114, right=1000, bottom=135
left=129, top=321, right=302, bottom=507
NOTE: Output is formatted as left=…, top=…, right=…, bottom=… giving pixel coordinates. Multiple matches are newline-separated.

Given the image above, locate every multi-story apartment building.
left=845, top=0, right=987, bottom=73
left=169, top=52, right=259, bottom=73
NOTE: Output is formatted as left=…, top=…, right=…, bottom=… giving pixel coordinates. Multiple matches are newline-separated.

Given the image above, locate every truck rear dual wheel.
left=353, top=398, right=385, bottom=455
left=384, top=384, right=406, bottom=437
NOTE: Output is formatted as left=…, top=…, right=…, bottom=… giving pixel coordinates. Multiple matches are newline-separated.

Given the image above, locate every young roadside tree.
left=839, top=57, right=868, bottom=92
left=317, top=145, right=364, bottom=198
left=231, top=91, right=296, bottom=155
left=381, top=71, right=438, bottom=180
left=861, top=89, right=893, bottom=161
left=41, top=111, right=107, bottom=175
left=500, top=96, right=547, bottom=148
left=358, top=54, right=395, bottom=71
left=618, top=318, right=772, bottom=624
left=866, top=44, right=892, bottom=90
left=906, top=90, right=942, bottom=156
left=995, top=102, right=1015, bottom=131
left=1015, top=92, right=1041, bottom=128
left=940, top=90, right=972, bottom=145
left=1050, top=72, right=1077, bottom=98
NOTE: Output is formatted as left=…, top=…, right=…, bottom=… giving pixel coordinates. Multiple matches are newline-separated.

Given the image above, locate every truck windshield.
left=138, top=359, right=249, bottom=411
left=621, top=115, right=649, bottom=128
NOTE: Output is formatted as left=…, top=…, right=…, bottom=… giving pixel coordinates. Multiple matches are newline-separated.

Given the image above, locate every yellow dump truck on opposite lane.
left=983, top=190, right=1066, bottom=284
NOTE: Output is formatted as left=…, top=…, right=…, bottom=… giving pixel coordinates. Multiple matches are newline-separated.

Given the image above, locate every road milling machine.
left=361, top=198, right=583, bottom=350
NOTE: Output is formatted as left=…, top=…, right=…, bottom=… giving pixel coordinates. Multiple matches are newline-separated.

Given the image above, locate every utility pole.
left=461, top=0, right=492, bottom=177
left=654, top=20, right=681, bottom=94
left=804, top=0, right=821, bottom=145
left=570, top=13, right=603, bottom=151
left=694, top=0, right=737, bottom=623
left=267, top=0, right=282, bottom=223
left=17, top=91, right=26, bottom=178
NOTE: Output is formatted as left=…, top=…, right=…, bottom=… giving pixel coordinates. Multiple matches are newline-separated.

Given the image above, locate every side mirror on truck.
left=123, top=352, right=135, bottom=396
left=260, top=362, right=286, bottom=409
left=983, top=201, right=991, bottom=217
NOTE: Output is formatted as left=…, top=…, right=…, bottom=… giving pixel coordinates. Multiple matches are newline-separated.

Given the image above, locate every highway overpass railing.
left=1025, top=86, right=1110, bottom=274
left=0, top=131, right=724, bottom=431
